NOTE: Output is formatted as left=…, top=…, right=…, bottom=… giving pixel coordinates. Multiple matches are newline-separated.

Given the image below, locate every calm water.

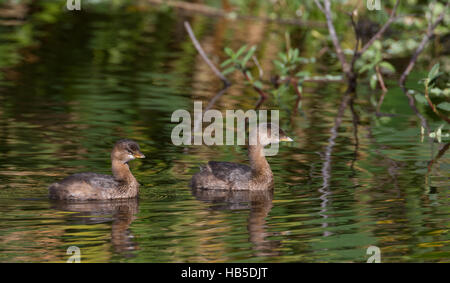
left=0, top=2, right=448, bottom=263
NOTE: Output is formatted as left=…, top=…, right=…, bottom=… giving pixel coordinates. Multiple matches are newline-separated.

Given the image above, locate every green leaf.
left=374, top=48, right=382, bottom=65
left=222, top=66, right=235, bottom=76
left=220, top=58, right=233, bottom=68
left=414, top=93, right=428, bottom=104
left=437, top=102, right=450, bottom=111
left=359, top=64, right=372, bottom=74
left=235, top=44, right=248, bottom=59
left=428, top=63, right=440, bottom=81
left=245, top=71, right=253, bottom=82
left=293, top=48, right=299, bottom=59
left=379, top=61, right=395, bottom=72
left=224, top=47, right=234, bottom=57
left=278, top=52, right=288, bottom=63
left=274, top=60, right=284, bottom=70
left=295, top=71, right=310, bottom=78
left=253, top=80, right=264, bottom=89
left=429, top=88, right=443, bottom=96
left=373, top=40, right=382, bottom=50
left=370, top=74, right=378, bottom=90
left=241, top=46, right=256, bottom=66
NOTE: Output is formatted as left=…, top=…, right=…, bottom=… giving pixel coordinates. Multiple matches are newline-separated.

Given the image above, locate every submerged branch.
left=427, top=142, right=450, bottom=173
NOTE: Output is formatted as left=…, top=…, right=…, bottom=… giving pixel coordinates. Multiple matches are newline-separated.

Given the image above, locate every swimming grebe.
left=190, top=123, right=292, bottom=190
left=49, top=139, right=145, bottom=200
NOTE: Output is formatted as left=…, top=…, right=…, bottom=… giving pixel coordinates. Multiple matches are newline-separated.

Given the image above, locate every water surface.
left=0, top=2, right=448, bottom=263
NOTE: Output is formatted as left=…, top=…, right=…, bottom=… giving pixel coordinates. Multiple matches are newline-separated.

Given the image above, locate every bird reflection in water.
left=51, top=198, right=139, bottom=257
left=191, top=188, right=281, bottom=257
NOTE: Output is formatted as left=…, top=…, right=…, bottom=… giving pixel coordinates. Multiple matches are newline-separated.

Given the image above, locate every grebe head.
left=111, top=139, right=145, bottom=164
left=250, top=123, right=293, bottom=147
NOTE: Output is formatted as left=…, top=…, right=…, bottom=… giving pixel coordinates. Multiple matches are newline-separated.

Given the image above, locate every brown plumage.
left=190, top=123, right=293, bottom=191
left=48, top=139, right=145, bottom=200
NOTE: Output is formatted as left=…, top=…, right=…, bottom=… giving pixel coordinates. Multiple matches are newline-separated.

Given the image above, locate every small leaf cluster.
left=356, top=40, right=395, bottom=90
left=220, top=45, right=261, bottom=88
left=415, top=63, right=450, bottom=112
left=273, top=48, right=314, bottom=79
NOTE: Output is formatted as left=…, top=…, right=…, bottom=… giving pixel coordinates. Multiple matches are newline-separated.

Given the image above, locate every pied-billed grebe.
left=190, top=123, right=293, bottom=191
left=48, top=139, right=145, bottom=200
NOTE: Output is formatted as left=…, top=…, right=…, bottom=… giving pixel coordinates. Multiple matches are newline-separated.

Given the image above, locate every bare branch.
left=424, top=83, right=450, bottom=124
left=375, top=65, right=387, bottom=93
left=349, top=9, right=360, bottom=69
left=252, top=56, right=263, bottom=79
left=314, top=0, right=325, bottom=13
left=184, top=21, right=231, bottom=86
left=375, top=65, right=388, bottom=114
left=427, top=143, right=450, bottom=173
left=399, top=2, right=449, bottom=86
left=150, top=0, right=325, bottom=28
left=358, top=0, right=400, bottom=55
left=323, top=0, right=350, bottom=75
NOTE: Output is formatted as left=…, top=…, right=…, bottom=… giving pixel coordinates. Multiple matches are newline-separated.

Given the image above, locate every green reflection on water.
left=0, top=0, right=448, bottom=263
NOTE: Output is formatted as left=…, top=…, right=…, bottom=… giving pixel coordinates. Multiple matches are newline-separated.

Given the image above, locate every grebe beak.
left=134, top=152, right=146, bottom=159
left=280, top=136, right=293, bottom=142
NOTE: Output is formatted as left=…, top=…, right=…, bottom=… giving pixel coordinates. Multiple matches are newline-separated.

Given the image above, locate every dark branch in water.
left=192, top=86, right=230, bottom=143
left=318, top=92, right=352, bottom=237
left=427, top=143, right=450, bottom=174
left=184, top=21, right=231, bottom=87
left=321, top=92, right=352, bottom=189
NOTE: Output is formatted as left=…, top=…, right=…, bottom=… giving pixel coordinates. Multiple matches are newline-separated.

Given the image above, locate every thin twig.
left=184, top=21, right=231, bottom=87
left=375, top=65, right=387, bottom=92
left=399, top=2, right=449, bottom=86
left=276, top=76, right=344, bottom=85
left=349, top=9, right=360, bottom=70
left=358, top=0, right=400, bottom=56
left=397, top=2, right=449, bottom=132
left=241, top=70, right=269, bottom=109
left=320, top=0, right=351, bottom=76
left=149, top=0, right=325, bottom=27
left=375, top=65, right=388, bottom=114
left=427, top=143, right=450, bottom=173
left=424, top=83, right=450, bottom=123
left=315, top=0, right=400, bottom=86
left=192, top=86, right=230, bottom=143
left=291, top=80, right=302, bottom=115
left=402, top=87, right=430, bottom=133
left=252, top=56, right=264, bottom=79
left=314, top=0, right=325, bottom=13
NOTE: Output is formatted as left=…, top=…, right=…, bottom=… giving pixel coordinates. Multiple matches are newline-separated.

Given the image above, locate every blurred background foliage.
left=0, top=0, right=448, bottom=262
